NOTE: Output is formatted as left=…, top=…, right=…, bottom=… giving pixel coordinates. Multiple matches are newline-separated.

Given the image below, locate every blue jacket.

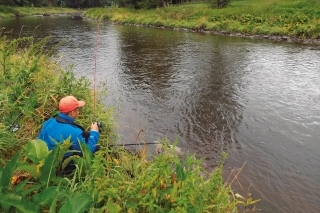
left=38, top=113, right=99, bottom=157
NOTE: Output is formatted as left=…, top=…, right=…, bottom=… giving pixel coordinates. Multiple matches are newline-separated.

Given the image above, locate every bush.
left=0, top=5, right=19, bottom=14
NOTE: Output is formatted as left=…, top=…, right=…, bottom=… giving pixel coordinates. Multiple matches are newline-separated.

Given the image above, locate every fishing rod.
left=109, top=142, right=162, bottom=147
left=93, top=17, right=103, bottom=131
left=93, top=17, right=102, bottom=119
left=109, top=142, right=184, bottom=157
left=90, top=19, right=180, bottom=155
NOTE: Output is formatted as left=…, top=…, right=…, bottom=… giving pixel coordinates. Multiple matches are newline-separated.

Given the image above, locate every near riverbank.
left=83, top=0, right=320, bottom=45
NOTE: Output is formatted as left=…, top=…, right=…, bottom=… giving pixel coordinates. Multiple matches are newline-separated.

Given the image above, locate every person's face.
left=70, top=107, right=80, bottom=119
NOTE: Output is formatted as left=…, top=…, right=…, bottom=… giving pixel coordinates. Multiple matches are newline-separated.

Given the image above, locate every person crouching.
left=37, top=95, right=100, bottom=175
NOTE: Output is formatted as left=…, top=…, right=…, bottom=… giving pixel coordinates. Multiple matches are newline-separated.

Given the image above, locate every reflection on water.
left=1, top=16, right=320, bottom=212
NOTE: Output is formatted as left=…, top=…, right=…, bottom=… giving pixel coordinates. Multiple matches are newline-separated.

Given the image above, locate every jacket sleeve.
left=71, top=130, right=100, bottom=154
left=86, top=130, right=100, bottom=153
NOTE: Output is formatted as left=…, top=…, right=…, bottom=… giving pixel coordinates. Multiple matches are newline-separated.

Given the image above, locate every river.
left=1, top=15, right=320, bottom=212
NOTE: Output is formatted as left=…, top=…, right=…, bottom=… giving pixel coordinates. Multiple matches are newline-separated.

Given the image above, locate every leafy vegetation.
left=0, top=35, right=116, bottom=162
left=84, top=0, right=320, bottom=39
left=0, top=36, right=258, bottom=212
left=0, top=5, right=78, bottom=18
left=0, top=0, right=102, bottom=8
left=0, top=0, right=230, bottom=9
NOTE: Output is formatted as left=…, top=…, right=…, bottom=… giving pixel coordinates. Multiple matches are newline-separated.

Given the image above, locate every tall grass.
left=84, top=0, right=320, bottom=38
left=0, top=36, right=259, bottom=212
left=0, top=35, right=117, bottom=162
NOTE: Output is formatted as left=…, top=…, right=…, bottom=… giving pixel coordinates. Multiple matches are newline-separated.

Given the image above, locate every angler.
left=37, top=95, right=100, bottom=175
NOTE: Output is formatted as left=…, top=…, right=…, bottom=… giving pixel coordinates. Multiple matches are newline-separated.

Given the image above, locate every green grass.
left=84, top=0, right=320, bottom=38
left=0, top=6, right=78, bottom=18
left=0, top=36, right=117, bottom=161
left=15, top=6, right=78, bottom=15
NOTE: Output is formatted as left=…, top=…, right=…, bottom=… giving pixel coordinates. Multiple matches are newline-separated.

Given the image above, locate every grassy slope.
left=0, top=6, right=78, bottom=18
left=83, top=0, right=320, bottom=40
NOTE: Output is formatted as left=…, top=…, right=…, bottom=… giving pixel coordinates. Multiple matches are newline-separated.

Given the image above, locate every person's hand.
left=91, top=122, right=99, bottom=132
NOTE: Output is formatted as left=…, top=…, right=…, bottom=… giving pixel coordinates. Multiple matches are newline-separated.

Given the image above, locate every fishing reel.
left=96, top=121, right=103, bottom=133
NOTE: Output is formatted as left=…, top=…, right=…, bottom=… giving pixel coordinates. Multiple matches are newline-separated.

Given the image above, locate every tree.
left=65, top=0, right=85, bottom=8
left=1, top=0, right=16, bottom=6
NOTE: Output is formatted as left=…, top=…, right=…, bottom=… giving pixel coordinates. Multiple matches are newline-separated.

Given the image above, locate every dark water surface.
left=2, top=16, right=320, bottom=212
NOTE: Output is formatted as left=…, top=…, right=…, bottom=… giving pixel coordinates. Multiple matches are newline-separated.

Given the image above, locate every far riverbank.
left=2, top=0, right=320, bottom=46
left=83, top=0, right=320, bottom=46
left=0, top=6, right=78, bottom=18
left=116, top=22, right=320, bottom=46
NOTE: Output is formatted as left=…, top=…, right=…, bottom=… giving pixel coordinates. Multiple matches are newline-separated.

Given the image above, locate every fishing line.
left=93, top=17, right=102, bottom=118
left=109, top=142, right=162, bottom=147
